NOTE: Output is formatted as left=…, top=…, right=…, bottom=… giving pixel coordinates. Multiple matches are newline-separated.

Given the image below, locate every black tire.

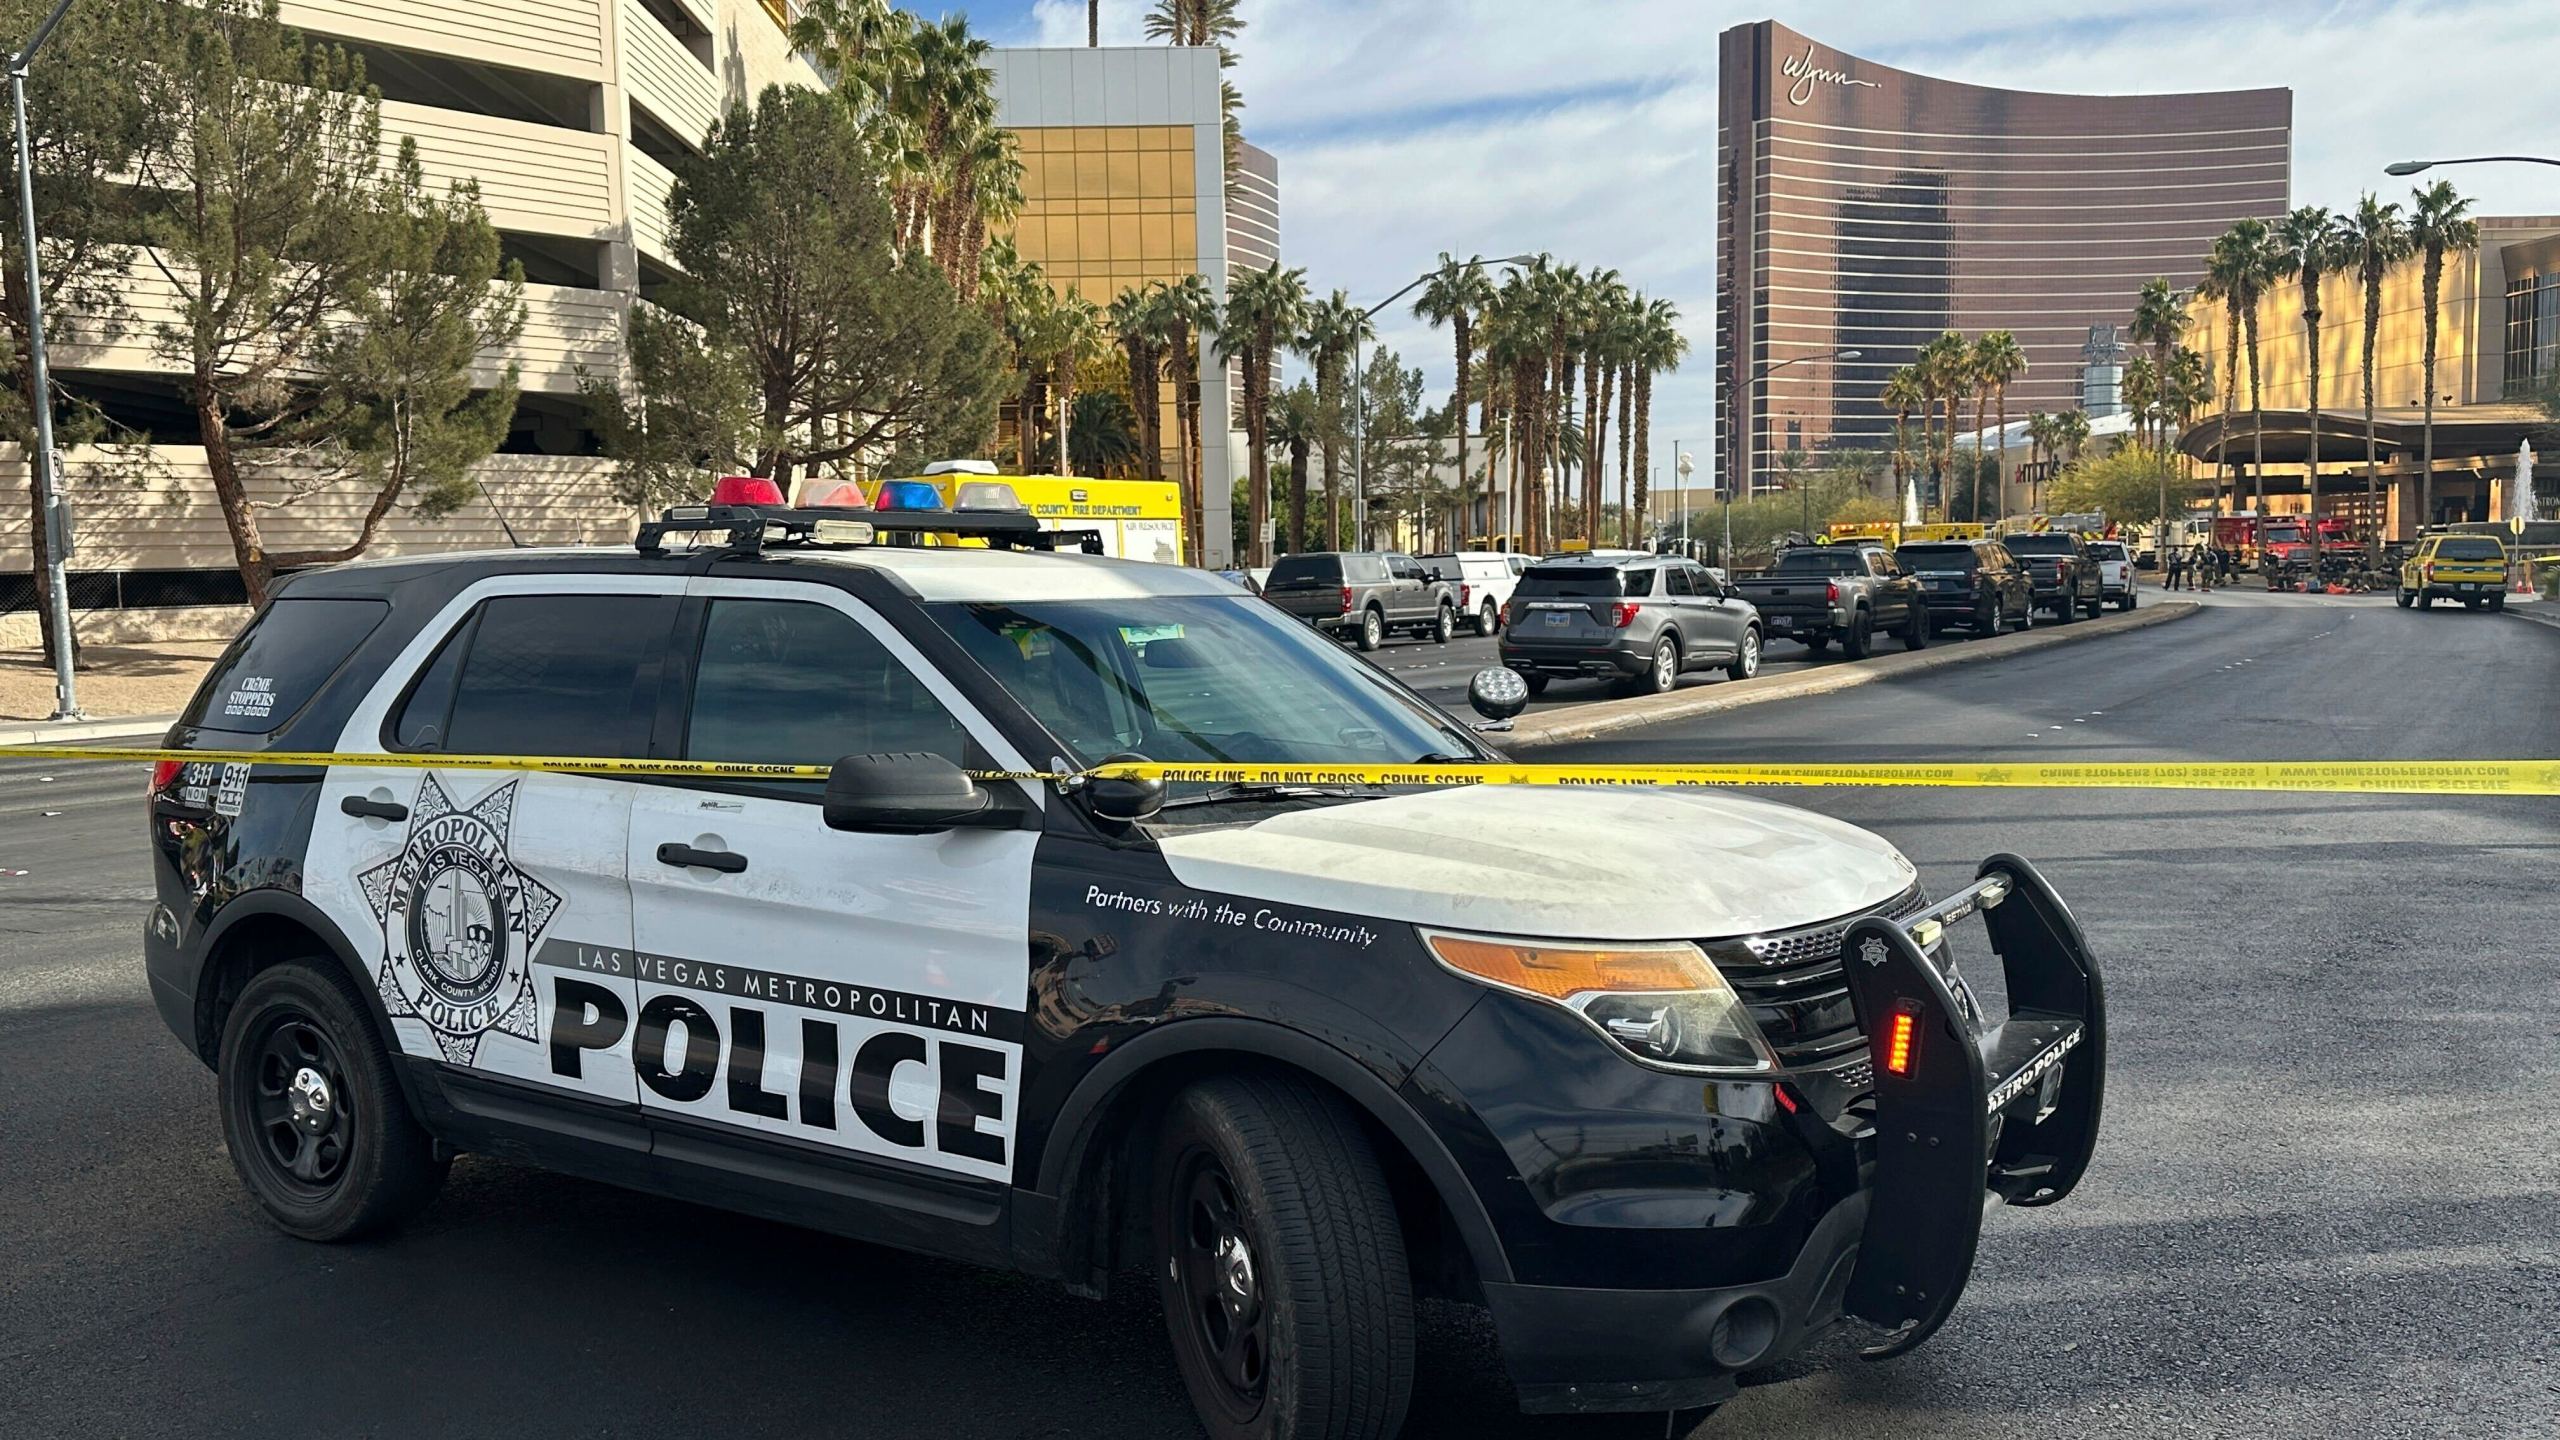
left=1431, top=604, right=1454, bottom=644
left=1840, top=609, right=1872, bottom=660
left=1152, top=1074, right=1415, bottom=1440
left=2011, top=597, right=2033, bottom=632
left=1356, top=607, right=1385, bottom=652
left=1475, top=601, right=1500, bottom=637
left=2396, top=587, right=2413, bottom=608
left=1901, top=604, right=1929, bottom=651
left=218, top=960, right=447, bottom=1242
left=1642, top=635, right=1680, bottom=694
left=1973, top=594, right=1998, bottom=635
left=2414, top=590, right=2431, bottom=611
left=2463, top=597, right=2484, bottom=611
left=2122, top=590, right=2139, bottom=610
left=2083, top=592, right=2103, bottom=619
left=1726, top=625, right=1762, bottom=681
left=2490, top=593, right=2507, bottom=612
left=2048, top=596, right=2074, bottom=624
left=1522, top=673, right=1550, bottom=697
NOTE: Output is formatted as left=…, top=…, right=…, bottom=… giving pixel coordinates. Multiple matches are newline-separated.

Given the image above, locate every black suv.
left=1896, top=539, right=2036, bottom=636
left=140, top=507, right=2105, bottom=1438
left=2000, top=533, right=2104, bottom=623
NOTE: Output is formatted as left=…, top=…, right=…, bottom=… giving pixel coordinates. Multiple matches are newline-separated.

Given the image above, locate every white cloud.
left=1003, top=2, right=2560, bottom=483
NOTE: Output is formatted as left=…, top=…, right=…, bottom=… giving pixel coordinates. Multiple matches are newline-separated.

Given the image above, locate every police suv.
left=144, top=502, right=2105, bottom=1438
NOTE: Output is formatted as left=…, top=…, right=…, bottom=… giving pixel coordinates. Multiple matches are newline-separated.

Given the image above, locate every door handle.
left=340, top=796, right=409, bottom=823
left=657, top=842, right=748, bottom=874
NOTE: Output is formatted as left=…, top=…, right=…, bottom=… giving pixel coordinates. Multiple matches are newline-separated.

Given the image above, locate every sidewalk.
left=0, top=639, right=225, bottom=739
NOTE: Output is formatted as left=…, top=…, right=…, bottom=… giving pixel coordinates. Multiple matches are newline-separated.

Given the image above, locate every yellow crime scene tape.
left=3, top=745, right=2558, bottom=796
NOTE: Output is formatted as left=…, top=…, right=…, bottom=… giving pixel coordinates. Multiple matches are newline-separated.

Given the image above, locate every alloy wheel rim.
left=1656, top=643, right=1676, bottom=688
left=1172, top=1150, right=1268, bottom=1416
left=249, top=1012, right=352, bottom=1195
left=1742, top=632, right=1760, bottom=675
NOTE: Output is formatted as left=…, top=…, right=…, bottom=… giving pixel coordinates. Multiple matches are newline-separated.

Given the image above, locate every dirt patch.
left=0, top=640, right=229, bottom=722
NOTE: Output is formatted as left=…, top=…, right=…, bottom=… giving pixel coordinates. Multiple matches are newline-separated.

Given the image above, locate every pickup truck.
left=1729, top=544, right=1929, bottom=657
left=1262, top=550, right=1459, bottom=650
left=2084, top=538, right=2138, bottom=610
left=1999, top=533, right=2103, bottom=621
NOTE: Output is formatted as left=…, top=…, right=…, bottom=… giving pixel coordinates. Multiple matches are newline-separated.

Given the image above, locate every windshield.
left=1772, top=550, right=1872, bottom=575
left=2003, top=535, right=2075, bottom=556
left=924, top=595, right=1481, bottom=781
left=2261, top=526, right=2305, bottom=544
left=1896, top=544, right=1977, bottom=570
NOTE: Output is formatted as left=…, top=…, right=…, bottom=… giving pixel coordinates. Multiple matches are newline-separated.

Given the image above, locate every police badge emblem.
left=1858, top=936, right=1890, bottom=968
left=357, top=776, right=562, bottom=1064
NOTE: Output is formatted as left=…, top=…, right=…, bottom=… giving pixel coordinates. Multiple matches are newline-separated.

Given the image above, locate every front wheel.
left=1357, top=608, right=1385, bottom=651
left=1726, top=626, right=1762, bottom=681
left=1431, top=604, right=1454, bottom=644
left=1475, top=601, right=1500, bottom=637
left=1153, top=1075, right=1416, bottom=1440
left=218, top=960, right=447, bottom=1242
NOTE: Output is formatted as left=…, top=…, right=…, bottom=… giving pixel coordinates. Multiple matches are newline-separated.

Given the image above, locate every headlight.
left=1422, top=930, right=1776, bottom=1074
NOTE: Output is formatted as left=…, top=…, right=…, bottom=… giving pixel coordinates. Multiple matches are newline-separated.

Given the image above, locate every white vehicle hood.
left=1154, top=785, right=1917, bottom=942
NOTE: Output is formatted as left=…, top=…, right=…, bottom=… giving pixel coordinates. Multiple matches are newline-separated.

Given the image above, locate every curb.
left=2507, top=600, right=2560, bottom=634
left=0, top=713, right=177, bottom=749
left=1506, top=600, right=2202, bottom=749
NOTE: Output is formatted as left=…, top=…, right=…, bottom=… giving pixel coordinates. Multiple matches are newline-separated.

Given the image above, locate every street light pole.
left=1352, top=253, right=1539, bottom=551
left=1739, top=347, right=1862, bottom=541
left=12, top=0, right=79, bottom=720
left=2385, top=155, right=2560, bottom=176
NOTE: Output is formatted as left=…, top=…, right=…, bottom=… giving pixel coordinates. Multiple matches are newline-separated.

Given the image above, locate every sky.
left=967, top=1, right=2560, bottom=481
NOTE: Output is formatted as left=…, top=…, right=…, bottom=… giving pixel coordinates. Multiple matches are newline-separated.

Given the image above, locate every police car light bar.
left=636, top=504, right=1043, bottom=556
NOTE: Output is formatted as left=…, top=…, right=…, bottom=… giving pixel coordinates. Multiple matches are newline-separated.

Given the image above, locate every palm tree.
left=1146, top=1, right=1246, bottom=180
left=2022, top=411, right=2054, bottom=498
left=1626, top=297, right=1685, bottom=542
left=1298, top=289, right=1371, bottom=551
left=1973, top=330, right=2027, bottom=521
left=2200, top=219, right=2275, bottom=515
left=1917, top=330, right=1969, bottom=514
left=2408, top=180, right=2478, bottom=530
left=2340, top=194, right=2411, bottom=552
left=1045, top=292, right=1102, bottom=473
left=1217, top=262, right=1310, bottom=565
left=1088, top=1, right=1099, bottom=46
left=1414, top=256, right=1495, bottom=544
left=1882, top=365, right=1925, bottom=519
left=2122, top=358, right=2161, bottom=452
left=2129, top=277, right=2189, bottom=451
left=1577, top=271, right=1629, bottom=541
left=1152, top=273, right=1219, bottom=561
left=1110, top=284, right=1164, bottom=480
left=2271, top=206, right=2345, bottom=551
left=788, top=0, right=919, bottom=111
left=1267, top=381, right=1323, bottom=551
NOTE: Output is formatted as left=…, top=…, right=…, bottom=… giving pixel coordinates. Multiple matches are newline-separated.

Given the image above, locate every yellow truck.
left=948, top=475, right=1186, bottom=564
left=2397, top=531, right=2509, bottom=611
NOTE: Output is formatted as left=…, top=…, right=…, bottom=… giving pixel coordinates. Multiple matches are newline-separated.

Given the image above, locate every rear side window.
left=1266, top=555, right=1342, bottom=588
left=393, top=594, right=676, bottom=758
left=182, top=598, right=388, bottom=735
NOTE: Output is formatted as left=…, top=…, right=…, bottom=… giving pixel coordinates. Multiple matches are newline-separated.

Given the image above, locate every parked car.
left=1262, top=550, right=1459, bottom=650
left=1895, top=538, right=2035, bottom=636
left=2084, top=539, right=2137, bottom=610
left=1500, top=554, right=1763, bottom=696
left=1999, top=532, right=2103, bottom=622
left=1421, top=550, right=1529, bottom=636
left=2398, top=532, right=2510, bottom=610
left=1728, top=544, right=1929, bottom=657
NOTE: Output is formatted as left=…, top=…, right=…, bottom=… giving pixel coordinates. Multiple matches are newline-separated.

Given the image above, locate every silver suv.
left=1498, top=555, right=1764, bottom=696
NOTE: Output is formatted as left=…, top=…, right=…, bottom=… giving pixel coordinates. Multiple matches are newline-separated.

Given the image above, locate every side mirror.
left=1085, top=750, right=1164, bottom=825
left=1468, top=666, right=1531, bottom=724
left=823, top=752, right=1023, bottom=835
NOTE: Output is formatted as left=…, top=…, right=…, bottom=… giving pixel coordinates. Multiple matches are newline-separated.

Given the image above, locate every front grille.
left=1703, top=887, right=1930, bottom=1113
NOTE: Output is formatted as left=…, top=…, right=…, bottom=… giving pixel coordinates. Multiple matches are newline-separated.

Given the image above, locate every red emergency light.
left=710, top=475, right=786, bottom=507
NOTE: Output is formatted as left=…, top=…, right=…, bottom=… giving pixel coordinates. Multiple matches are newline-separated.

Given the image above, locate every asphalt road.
left=3, top=592, right=2555, bottom=1438
left=1365, top=612, right=1875, bottom=714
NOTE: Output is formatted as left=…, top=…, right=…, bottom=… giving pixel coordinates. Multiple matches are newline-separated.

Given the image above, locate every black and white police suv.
left=143, top=503, right=2105, bottom=1438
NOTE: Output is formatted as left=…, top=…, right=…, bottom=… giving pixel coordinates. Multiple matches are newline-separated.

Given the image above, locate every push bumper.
left=1480, top=856, right=2106, bottom=1413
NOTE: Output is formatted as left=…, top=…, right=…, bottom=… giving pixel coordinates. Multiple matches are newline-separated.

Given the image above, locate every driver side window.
left=683, top=599, right=970, bottom=794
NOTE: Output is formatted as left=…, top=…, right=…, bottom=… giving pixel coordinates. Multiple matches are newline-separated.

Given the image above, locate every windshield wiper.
left=1408, top=751, right=1480, bottom=764
left=1158, top=779, right=1384, bottom=811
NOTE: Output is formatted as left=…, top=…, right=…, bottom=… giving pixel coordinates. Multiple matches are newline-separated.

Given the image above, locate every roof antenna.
left=474, top=474, right=527, bottom=548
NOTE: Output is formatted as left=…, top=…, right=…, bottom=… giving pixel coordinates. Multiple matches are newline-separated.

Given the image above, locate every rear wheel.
left=1475, top=601, right=1500, bottom=637
left=2049, top=596, right=2074, bottom=624
left=218, top=960, right=447, bottom=1242
left=1643, top=636, right=1680, bottom=694
left=1152, top=1074, right=1415, bottom=1440
left=1430, top=604, right=1454, bottom=644
left=2414, top=590, right=2431, bottom=610
left=2083, top=591, right=2104, bottom=619
left=1901, top=604, right=1930, bottom=651
left=2490, top=593, right=2507, bottom=612
left=1840, top=609, right=1872, bottom=659
left=2396, top=587, right=2413, bottom=608
left=1356, top=608, right=1385, bottom=651
left=1522, top=673, right=1550, bottom=697
left=1726, top=626, right=1762, bottom=681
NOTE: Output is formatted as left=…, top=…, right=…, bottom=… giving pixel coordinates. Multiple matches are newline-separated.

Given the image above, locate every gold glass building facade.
left=1010, top=125, right=1201, bottom=297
